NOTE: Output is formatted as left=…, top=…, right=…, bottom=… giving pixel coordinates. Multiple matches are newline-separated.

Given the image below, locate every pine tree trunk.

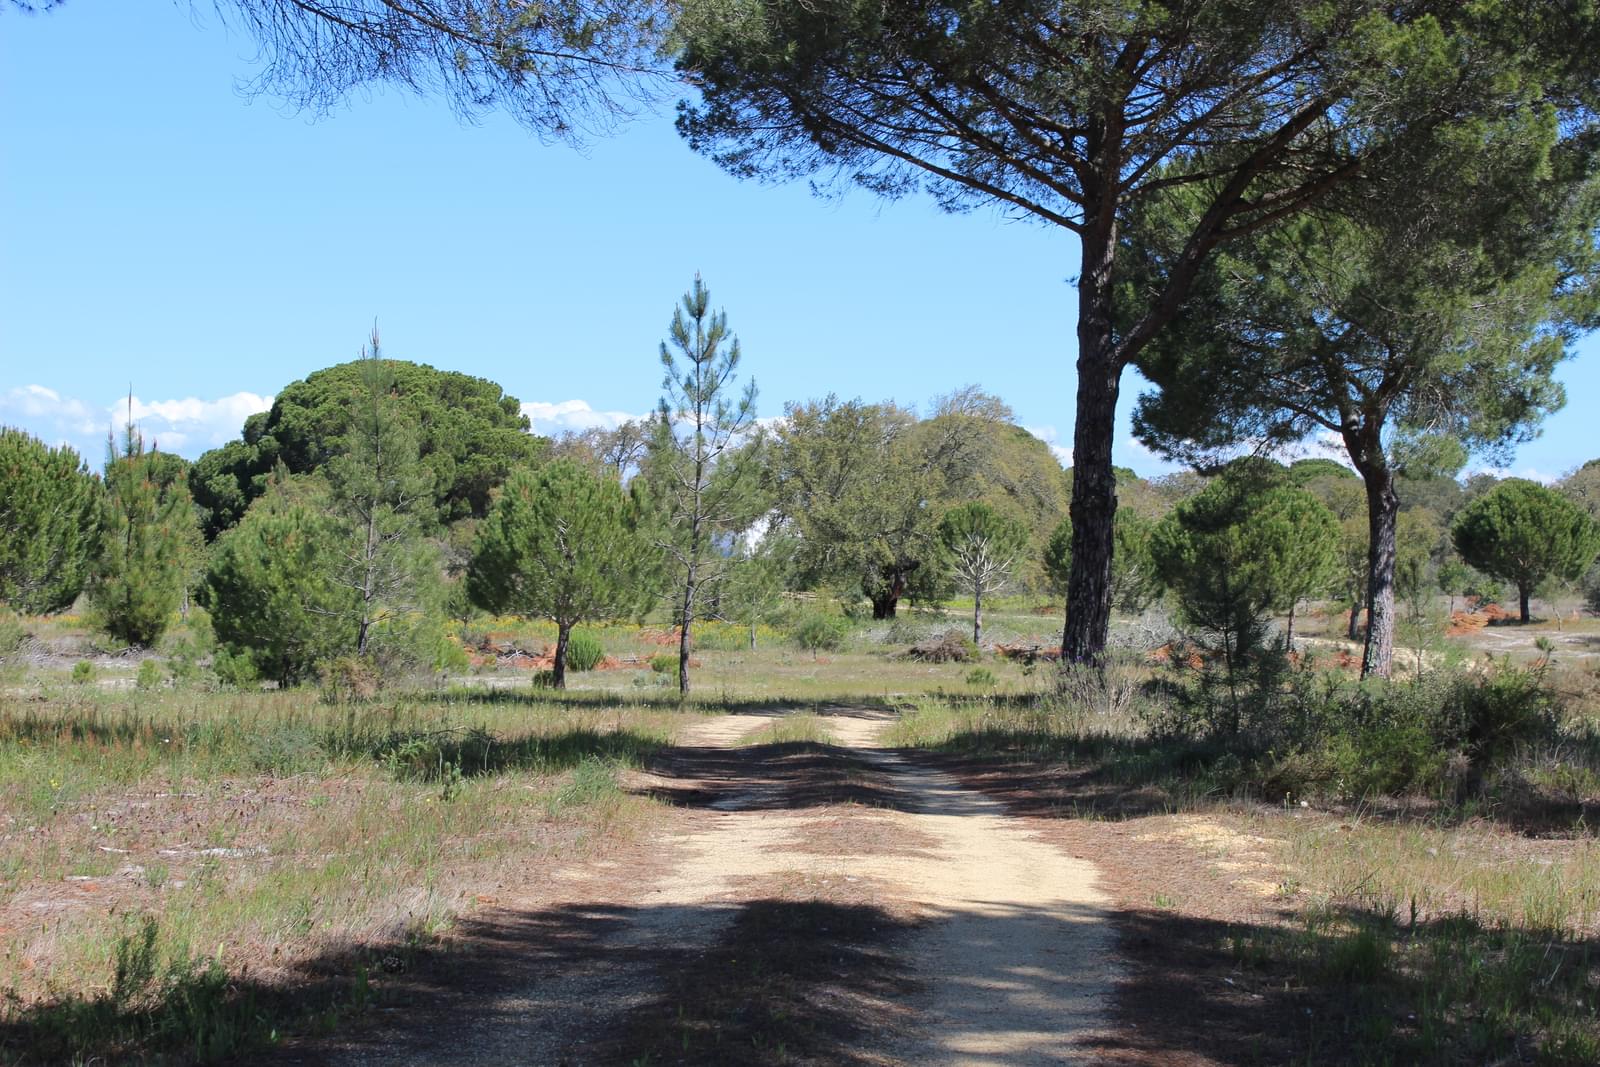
left=1519, top=584, right=1531, bottom=623
left=1348, top=602, right=1362, bottom=642
left=973, top=582, right=983, bottom=647
left=1360, top=465, right=1400, bottom=679
left=553, top=621, right=571, bottom=690
left=871, top=594, right=898, bottom=620
left=1063, top=270, right=1121, bottom=664
left=1286, top=600, right=1297, bottom=652
left=678, top=568, right=695, bottom=698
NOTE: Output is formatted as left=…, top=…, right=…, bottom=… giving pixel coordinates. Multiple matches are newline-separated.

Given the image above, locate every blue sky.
left=2, top=3, right=1595, bottom=482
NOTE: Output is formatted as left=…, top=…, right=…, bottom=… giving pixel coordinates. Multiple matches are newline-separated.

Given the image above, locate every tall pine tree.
left=645, top=275, right=761, bottom=696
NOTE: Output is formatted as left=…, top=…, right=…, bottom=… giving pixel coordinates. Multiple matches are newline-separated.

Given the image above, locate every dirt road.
left=279, top=707, right=1115, bottom=1065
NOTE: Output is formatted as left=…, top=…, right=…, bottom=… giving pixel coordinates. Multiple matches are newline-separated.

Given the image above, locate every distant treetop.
left=190, top=358, right=543, bottom=539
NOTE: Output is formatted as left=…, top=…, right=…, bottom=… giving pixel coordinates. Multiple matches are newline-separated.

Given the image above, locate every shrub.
left=564, top=630, right=606, bottom=673
left=904, top=631, right=978, bottom=663
left=321, top=655, right=381, bottom=702
left=135, top=658, right=163, bottom=691
left=792, top=612, right=850, bottom=656
left=648, top=652, right=677, bottom=674
left=1053, top=651, right=1147, bottom=725
left=201, top=482, right=352, bottom=685
left=71, top=660, right=95, bottom=685
left=211, top=648, right=257, bottom=689
left=885, top=618, right=936, bottom=645
left=0, top=610, right=27, bottom=658
left=965, top=667, right=997, bottom=687
left=1150, top=657, right=1560, bottom=800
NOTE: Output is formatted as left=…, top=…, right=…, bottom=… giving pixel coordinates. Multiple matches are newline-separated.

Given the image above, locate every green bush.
left=135, top=659, right=163, bottom=691
left=965, top=667, right=997, bottom=687
left=564, top=630, right=606, bottom=673
left=791, top=612, right=850, bottom=656
left=71, top=660, right=96, bottom=685
left=648, top=652, right=677, bottom=674
left=211, top=648, right=257, bottom=689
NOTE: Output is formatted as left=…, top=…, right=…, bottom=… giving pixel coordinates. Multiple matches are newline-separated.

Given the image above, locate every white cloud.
left=0, top=384, right=99, bottom=433
left=0, top=385, right=272, bottom=459
left=123, top=392, right=274, bottom=450
left=521, top=399, right=649, bottom=436
left=1023, top=424, right=1073, bottom=467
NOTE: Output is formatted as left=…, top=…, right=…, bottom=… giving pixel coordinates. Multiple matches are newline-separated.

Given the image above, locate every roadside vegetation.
left=2, top=260, right=1598, bottom=1067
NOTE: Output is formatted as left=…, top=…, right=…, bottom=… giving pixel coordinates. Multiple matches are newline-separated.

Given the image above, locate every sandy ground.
left=277, top=707, right=1114, bottom=1066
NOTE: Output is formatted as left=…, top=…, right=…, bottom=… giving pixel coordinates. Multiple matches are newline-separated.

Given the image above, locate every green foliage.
left=0, top=427, right=100, bottom=614
left=939, top=500, right=1028, bottom=642
left=564, top=630, right=605, bottom=673
left=189, top=356, right=541, bottom=539
left=88, top=434, right=200, bottom=648
left=468, top=459, right=652, bottom=686
left=914, top=393, right=1070, bottom=589
left=1150, top=474, right=1339, bottom=666
left=322, top=342, right=441, bottom=660
left=1149, top=657, right=1558, bottom=800
left=210, top=648, right=258, bottom=689
left=790, top=611, right=849, bottom=656
left=965, top=667, right=996, bottom=688
left=1043, top=509, right=1160, bottom=613
left=71, top=660, right=95, bottom=685
left=135, top=659, right=163, bottom=691
left=720, top=533, right=793, bottom=648
left=648, top=652, right=676, bottom=674
left=642, top=274, right=763, bottom=694
left=200, top=478, right=353, bottom=685
left=1452, top=479, right=1600, bottom=620
left=1287, top=458, right=1356, bottom=486
left=770, top=397, right=950, bottom=619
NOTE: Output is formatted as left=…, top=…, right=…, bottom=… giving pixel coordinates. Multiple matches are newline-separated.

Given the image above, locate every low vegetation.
left=0, top=683, right=677, bottom=1063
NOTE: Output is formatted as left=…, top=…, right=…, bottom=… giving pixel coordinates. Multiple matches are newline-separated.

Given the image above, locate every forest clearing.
left=3, top=604, right=1600, bottom=1065
left=7, top=1, right=1600, bottom=1064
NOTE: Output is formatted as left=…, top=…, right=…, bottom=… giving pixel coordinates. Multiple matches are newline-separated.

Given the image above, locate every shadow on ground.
left=921, top=728, right=1600, bottom=836
left=8, top=887, right=1593, bottom=1066
left=0, top=896, right=919, bottom=1067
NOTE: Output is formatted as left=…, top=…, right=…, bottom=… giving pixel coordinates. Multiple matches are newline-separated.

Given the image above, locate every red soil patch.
left=1447, top=601, right=1511, bottom=636
left=1148, top=643, right=1204, bottom=670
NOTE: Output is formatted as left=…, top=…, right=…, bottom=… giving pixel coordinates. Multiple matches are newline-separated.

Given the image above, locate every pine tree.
left=1452, top=479, right=1600, bottom=623
left=201, top=470, right=353, bottom=685
left=468, top=460, right=654, bottom=687
left=0, top=428, right=100, bottom=614
left=646, top=275, right=761, bottom=696
left=322, top=329, right=438, bottom=660
left=89, top=419, right=200, bottom=647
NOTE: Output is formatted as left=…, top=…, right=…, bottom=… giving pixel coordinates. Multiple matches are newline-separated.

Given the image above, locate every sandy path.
left=295, top=708, right=1114, bottom=1065
left=648, top=709, right=1115, bottom=1065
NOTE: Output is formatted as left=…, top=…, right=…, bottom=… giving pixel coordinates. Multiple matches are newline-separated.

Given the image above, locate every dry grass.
left=0, top=684, right=681, bottom=1062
